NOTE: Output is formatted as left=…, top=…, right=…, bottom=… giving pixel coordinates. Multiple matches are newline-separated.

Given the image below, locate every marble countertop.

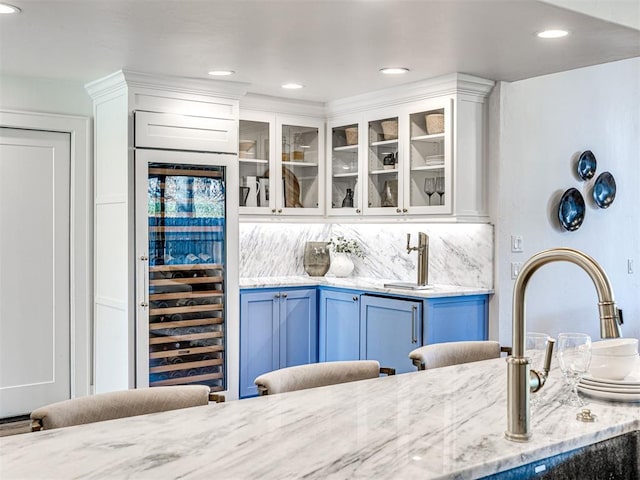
left=240, top=275, right=493, bottom=298
left=1, top=359, right=637, bottom=479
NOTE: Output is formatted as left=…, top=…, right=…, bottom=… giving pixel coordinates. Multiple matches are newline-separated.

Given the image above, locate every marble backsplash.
left=239, top=223, right=493, bottom=288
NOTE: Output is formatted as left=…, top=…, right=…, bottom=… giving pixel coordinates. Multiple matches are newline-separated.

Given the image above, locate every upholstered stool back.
left=409, top=341, right=511, bottom=370
left=254, top=360, right=395, bottom=395
left=30, top=385, right=212, bottom=431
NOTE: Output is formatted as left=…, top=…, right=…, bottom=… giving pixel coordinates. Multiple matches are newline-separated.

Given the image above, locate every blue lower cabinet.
left=425, top=295, right=488, bottom=344
left=239, top=288, right=317, bottom=398
left=359, top=295, right=423, bottom=374
left=318, top=289, right=361, bottom=362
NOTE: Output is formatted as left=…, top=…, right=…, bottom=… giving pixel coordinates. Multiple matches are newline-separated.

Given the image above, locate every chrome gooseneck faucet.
left=505, top=247, right=622, bottom=442
left=407, top=232, right=429, bottom=286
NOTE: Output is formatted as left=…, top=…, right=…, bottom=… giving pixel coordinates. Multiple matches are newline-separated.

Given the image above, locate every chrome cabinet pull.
left=356, top=209, right=361, bottom=214
left=282, top=293, right=288, bottom=298
left=352, top=296, right=358, bottom=301
left=274, top=293, right=280, bottom=298
left=411, top=305, right=417, bottom=343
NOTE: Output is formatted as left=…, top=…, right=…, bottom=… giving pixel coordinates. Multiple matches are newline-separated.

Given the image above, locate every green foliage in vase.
left=327, top=236, right=364, bottom=258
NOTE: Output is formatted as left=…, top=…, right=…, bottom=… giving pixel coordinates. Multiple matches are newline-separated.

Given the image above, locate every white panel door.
left=0, top=128, right=71, bottom=417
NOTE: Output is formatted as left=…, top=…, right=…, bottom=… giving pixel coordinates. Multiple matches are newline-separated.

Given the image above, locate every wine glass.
left=526, top=332, right=551, bottom=411
left=424, top=177, right=436, bottom=206
left=557, top=333, right=592, bottom=407
left=435, top=176, right=445, bottom=205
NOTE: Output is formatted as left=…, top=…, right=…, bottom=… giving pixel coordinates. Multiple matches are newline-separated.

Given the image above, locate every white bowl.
left=591, top=338, right=639, bottom=356
left=589, top=352, right=639, bottom=380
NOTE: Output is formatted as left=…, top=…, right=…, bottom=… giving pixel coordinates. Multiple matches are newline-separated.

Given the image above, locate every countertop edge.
left=239, top=275, right=493, bottom=298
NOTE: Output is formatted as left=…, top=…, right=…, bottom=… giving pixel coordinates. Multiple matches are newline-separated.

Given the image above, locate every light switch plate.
left=511, top=235, right=523, bottom=253
left=511, top=262, right=522, bottom=280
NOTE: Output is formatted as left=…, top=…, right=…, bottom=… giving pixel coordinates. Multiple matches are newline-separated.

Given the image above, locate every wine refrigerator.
left=135, top=149, right=237, bottom=394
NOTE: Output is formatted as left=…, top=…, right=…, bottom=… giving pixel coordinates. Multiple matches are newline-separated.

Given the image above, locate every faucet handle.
left=406, top=233, right=411, bottom=252
left=542, top=337, right=555, bottom=376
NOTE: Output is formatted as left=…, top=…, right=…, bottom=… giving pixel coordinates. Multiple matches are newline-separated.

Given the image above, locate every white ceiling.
left=1, top=0, right=639, bottom=103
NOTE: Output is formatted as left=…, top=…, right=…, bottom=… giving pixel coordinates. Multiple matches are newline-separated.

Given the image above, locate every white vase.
left=328, top=252, right=354, bottom=277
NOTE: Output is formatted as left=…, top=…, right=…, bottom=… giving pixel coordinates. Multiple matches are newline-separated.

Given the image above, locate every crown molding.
left=325, top=73, right=495, bottom=118
left=85, top=70, right=250, bottom=101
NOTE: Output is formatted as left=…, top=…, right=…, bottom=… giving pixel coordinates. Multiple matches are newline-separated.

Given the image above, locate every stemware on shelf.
left=424, top=177, right=436, bottom=206
left=557, top=332, right=592, bottom=407
left=435, top=176, right=445, bottom=205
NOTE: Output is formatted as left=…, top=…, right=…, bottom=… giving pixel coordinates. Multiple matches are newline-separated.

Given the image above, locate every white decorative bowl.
left=591, top=338, right=639, bottom=356
left=589, top=352, right=639, bottom=380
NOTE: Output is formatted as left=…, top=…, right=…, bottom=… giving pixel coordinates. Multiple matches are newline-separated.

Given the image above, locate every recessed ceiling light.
left=379, top=67, right=410, bottom=75
left=0, top=3, right=20, bottom=14
left=281, top=83, right=304, bottom=89
left=537, top=29, right=569, bottom=39
left=208, top=70, right=235, bottom=76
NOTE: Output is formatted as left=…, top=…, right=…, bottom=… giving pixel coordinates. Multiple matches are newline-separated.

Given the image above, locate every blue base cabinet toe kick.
left=241, top=285, right=488, bottom=397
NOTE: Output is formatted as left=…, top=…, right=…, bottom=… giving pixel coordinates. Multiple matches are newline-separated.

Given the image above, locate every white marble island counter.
left=240, top=275, right=493, bottom=299
left=1, top=359, right=637, bottom=479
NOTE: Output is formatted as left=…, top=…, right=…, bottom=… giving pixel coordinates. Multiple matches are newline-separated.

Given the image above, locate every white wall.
left=491, top=57, right=640, bottom=346
left=0, top=74, right=93, bottom=116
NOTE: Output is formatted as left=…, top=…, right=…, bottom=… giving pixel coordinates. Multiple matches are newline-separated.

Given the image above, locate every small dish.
left=577, top=150, right=597, bottom=180
left=558, top=188, right=585, bottom=231
left=593, top=171, right=616, bottom=208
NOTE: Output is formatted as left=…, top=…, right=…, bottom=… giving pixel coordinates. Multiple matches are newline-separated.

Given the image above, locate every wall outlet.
left=511, top=235, right=523, bottom=253
left=511, top=262, right=523, bottom=280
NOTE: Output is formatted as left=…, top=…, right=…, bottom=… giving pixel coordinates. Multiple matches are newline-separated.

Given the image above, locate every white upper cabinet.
left=239, top=109, right=325, bottom=216
left=325, top=73, right=494, bottom=222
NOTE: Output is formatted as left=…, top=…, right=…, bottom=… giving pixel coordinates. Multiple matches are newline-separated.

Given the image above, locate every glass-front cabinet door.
left=328, top=120, right=361, bottom=215
left=406, top=99, right=452, bottom=215
left=366, top=115, right=402, bottom=214
left=239, top=115, right=273, bottom=214
left=278, top=118, right=324, bottom=215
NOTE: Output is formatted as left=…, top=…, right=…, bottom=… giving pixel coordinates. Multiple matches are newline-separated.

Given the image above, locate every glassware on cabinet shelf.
left=424, top=177, right=436, bottom=206
left=435, top=176, right=445, bottom=205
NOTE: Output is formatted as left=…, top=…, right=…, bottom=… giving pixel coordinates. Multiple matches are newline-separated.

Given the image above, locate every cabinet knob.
left=140, top=302, right=148, bottom=308
left=403, top=208, right=408, bottom=213
left=396, top=208, right=401, bottom=213
left=278, top=209, right=283, bottom=214
left=140, top=255, right=148, bottom=261
left=352, top=296, right=358, bottom=302
left=282, top=293, right=288, bottom=298
left=271, top=208, right=277, bottom=213
left=356, top=209, right=361, bottom=214
left=274, top=293, right=280, bottom=298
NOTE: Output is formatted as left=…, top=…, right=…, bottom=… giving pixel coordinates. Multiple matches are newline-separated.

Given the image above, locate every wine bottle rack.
left=148, top=262, right=225, bottom=391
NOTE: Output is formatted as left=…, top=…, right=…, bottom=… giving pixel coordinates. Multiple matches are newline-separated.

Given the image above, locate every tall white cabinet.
left=86, top=71, right=247, bottom=396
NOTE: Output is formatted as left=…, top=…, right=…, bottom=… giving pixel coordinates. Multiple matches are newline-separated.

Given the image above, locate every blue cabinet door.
left=280, top=288, right=318, bottom=368
left=239, top=290, right=279, bottom=398
left=424, top=295, right=488, bottom=345
left=359, top=295, right=423, bottom=374
left=318, top=289, right=361, bottom=362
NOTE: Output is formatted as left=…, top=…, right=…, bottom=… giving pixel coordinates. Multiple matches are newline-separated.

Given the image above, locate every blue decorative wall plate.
left=577, top=150, right=597, bottom=180
left=593, top=171, right=616, bottom=208
left=558, top=188, right=586, bottom=231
